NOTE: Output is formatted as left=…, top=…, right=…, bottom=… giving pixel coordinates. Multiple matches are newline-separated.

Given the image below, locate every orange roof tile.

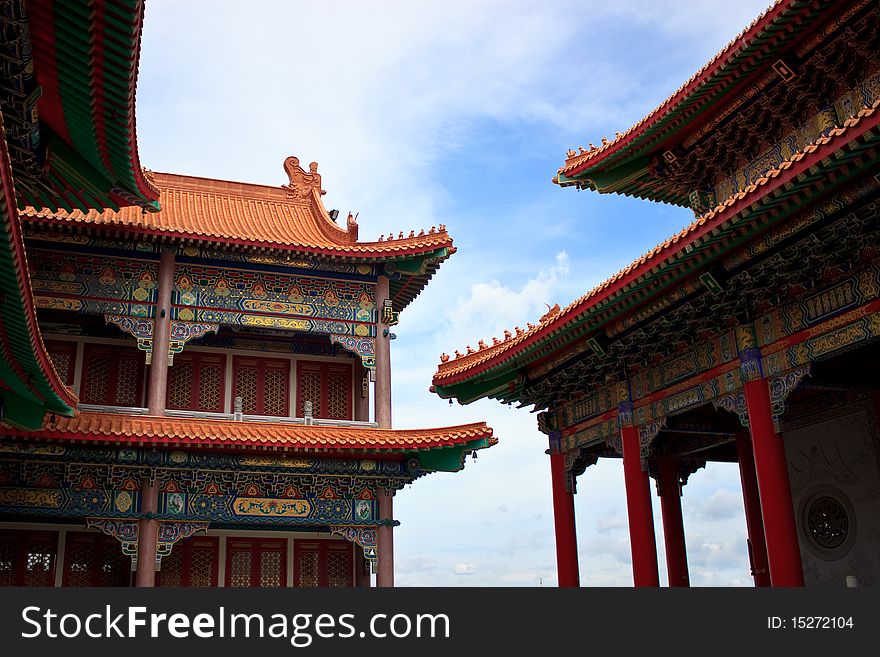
left=16, top=412, right=495, bottom=452
left=22, top=156, right=453, bottom=259
left=436, top=101, right=880, bottom=384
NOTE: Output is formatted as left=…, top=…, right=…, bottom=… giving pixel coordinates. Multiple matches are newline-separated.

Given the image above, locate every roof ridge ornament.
left=282, top=155, right=326, bottom=201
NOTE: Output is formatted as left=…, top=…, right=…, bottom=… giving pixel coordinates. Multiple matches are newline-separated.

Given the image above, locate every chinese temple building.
left=434, top=0, right=880, bottom=588
left=0, top=0, right=494, bottom=588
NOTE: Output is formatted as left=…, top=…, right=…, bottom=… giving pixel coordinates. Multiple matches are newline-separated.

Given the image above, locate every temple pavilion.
left=0, top=0, right=494, bottom=587
left=434, top=0, right=880, bottom=587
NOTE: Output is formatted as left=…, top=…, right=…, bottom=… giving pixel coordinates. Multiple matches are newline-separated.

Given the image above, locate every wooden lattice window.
left=0, top=530, right=57, bottom=587
left=293, top=540, right=353, bottom=588
left=167, top=352, right=226, bottom=412
left=80, top=345, right=146, bottom=407
left=44, top=340, right=76, bottom=385
left=296, top=361, right=352, bottom=420
left=225, top=538, right=286, bottom=587
left=63, top=532, right=131, bottom=587
left=157, top=536, right=218, bottom=587
left=233, top=357, right=290, bottom=417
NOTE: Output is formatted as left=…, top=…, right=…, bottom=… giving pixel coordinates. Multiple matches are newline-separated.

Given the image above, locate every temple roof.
left=434, top=101, right=880, bottom=397
left=23, top=156, right=458, bottom=311
left=1, top=0, right=160, bottom=430
left=553, top=0, right=864, bottom=206
left=7, top=413, right=497, bottom=472
left=11, top=0, right=159, bottom=212
left=22, top=158, right=454, bottom=259
left=0, top=116, right=78, bottom=429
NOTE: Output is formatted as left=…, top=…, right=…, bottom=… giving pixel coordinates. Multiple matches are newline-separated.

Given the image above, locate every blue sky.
left=136, top=0, right=771, bottom=586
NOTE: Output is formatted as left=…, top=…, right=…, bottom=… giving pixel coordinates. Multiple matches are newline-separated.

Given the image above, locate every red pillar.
left=374, top=275, right=392, bottom=430
left=620, top=423, right=660, bottom=587
left=657, top=458, right=689, bottom=587
left=354, top=360, right=370, bottom=422
left=549, top=446, right=579, bottom=587
left=135, top=479, right=159, bottom=587
left=147, top=249, right=175, bottom=415
left=742, top=377, right=804, bottom=586
left=376, top=490, right=394, bottom=587
left=735, top=431, right=771, bottom=587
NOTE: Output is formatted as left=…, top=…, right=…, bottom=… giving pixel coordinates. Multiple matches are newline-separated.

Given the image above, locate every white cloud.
left=445, top=251, right=569, bottom=348
left=692, top=488, right=745, bottom=522
left=596, top=513, right=627, bottom=534
left=135, top=1, right=771, bottom=586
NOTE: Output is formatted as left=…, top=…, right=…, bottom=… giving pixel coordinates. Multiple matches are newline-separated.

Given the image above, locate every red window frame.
left=62, top=532, right=132, bottom=587
left=79, top=344, right=146, bottom=407
left=166, top=351, right=227, bottom=412
left=43, top=340, right=77, bottom=385
left=0, top=530, right=57, bottom=587
left=296, top=360, right=353, bottom=420
left=225, top=538, right=287, bottom=588
left=293, top=539, right=353, bottom=587
left=156, top=536, right=219, bottom=587
left=232, top=356, right=290, bottom=417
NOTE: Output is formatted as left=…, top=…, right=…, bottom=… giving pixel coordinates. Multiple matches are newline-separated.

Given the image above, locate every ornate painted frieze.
left=0, top=443, right=417, bottom=477
left=86, top=517, right=210, bottom=569
left=177, top=244, right=375, bottom=276
left=173, top=265, right=375, bottom=337
left=713, top=365, right=811, bottom=426
left=155, top=521, right=210, bottom=567
left=723, top=179, right=879, bottom=273
left=557, top=258, right=880, bottom=451
left=329, top=335, right=376, bottom=371
left=168, top=321, right=219, bottom=364
left=86, top=517, right=139, bottom=564
left=0, top=443, right=422, bottom=528
left=28, top=249, right=158, bottom=315
left=331, top=525, right=378, bottom=565
left=562, top=448, right=599, bottom=493
left=105, top=314, right=154, bottom=361
left=607, top=279, right=700, bottom=338
left=103, top=316, right=220, bottom=364
left=755, top=265, right=880, bottom=348
left=712, top=70, right=880, bottom=213
left=562, top=389, right=613, bottom=427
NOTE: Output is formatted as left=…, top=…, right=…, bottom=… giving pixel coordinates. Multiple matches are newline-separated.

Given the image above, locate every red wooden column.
left=374, top=273, right=394, bottom=587
left=135, top=479, right=159, bottom=587
left=548, top=433, right=579, bottom=587
left=147, top=249, right=175, bottom=415
left=736, top=325, right=804, bottom=587
left=735, top=431, right=771, bottom=587
left=376, top=490, right=394, bottom=587
left=657, top=458, right=689, bottom=587
left=354, top=360, right=370, bottom=422
left=619, top=396, right=660, bottom=587
left=374, top=274, right=392, bottom=430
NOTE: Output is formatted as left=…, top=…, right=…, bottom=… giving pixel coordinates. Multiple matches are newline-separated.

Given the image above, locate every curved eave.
left=24, top=0, right=159, bottom=212
left=22, top=212, right=454, bottom=261
left=557, top=0, right=841, bottom=185
left=0, top=115, right=77, bottom=430
left=2, top=413, right=496, bottom=473
left=436, top=108, right=880, bottom=401
left=390, top=247, right=455, bottom=312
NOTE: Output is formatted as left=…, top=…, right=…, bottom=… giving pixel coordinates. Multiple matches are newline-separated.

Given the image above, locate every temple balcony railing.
left=77, top=404, right=150, bottom=415
left=75, top=404, right=378, bottom=428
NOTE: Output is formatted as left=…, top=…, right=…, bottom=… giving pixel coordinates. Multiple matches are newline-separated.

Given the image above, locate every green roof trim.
left=409, top=436, right=494, bottom=473
left=0, top=115, right=76, bottom=430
